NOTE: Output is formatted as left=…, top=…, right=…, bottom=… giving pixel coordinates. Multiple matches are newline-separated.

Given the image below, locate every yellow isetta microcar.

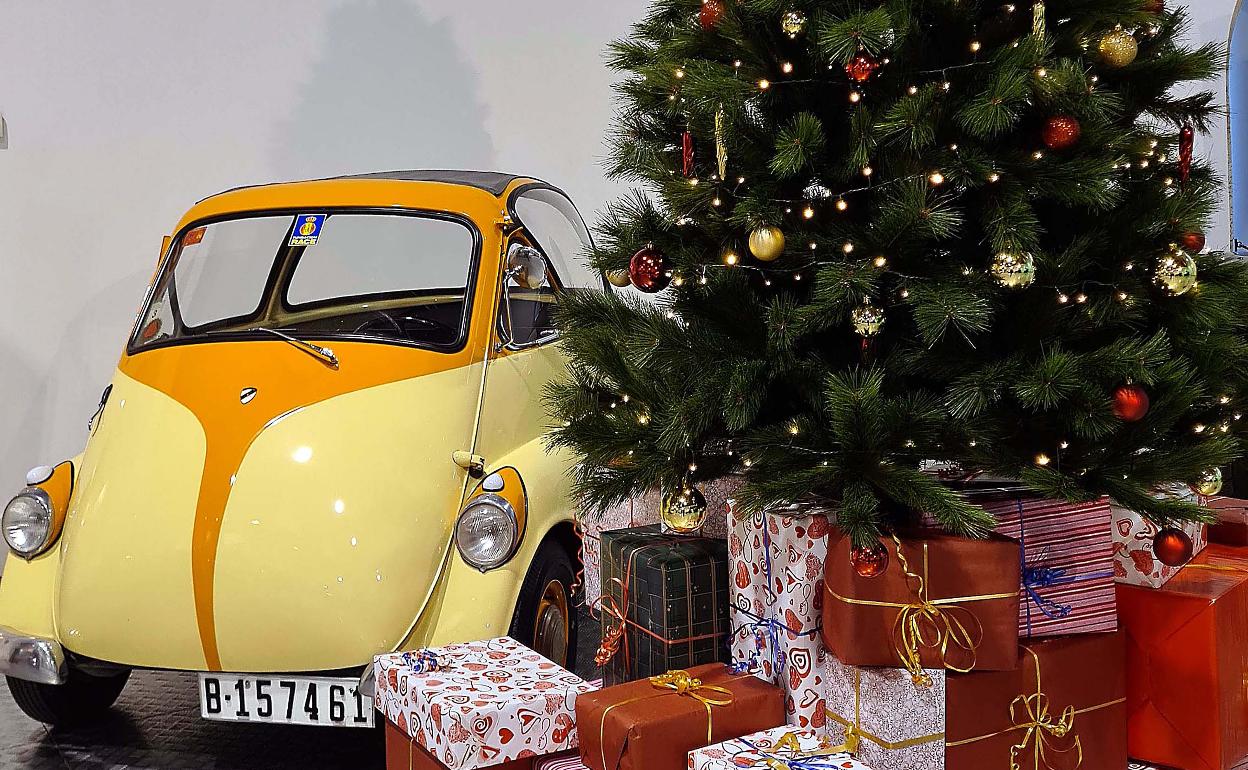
left=0, top=170, right=601, bottom=727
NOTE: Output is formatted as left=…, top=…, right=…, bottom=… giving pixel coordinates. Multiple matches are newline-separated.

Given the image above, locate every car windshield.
left=131, top=211, right=477, bottom=352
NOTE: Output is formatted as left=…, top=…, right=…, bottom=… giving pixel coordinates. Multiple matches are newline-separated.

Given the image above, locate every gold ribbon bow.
left=596, top=669, right=738, bottom=770
left=1008, top=691, right=1081, bottom=770
left=890, top=536, right=984, bottom=686
left=946, top=647, right=1124, bottom=770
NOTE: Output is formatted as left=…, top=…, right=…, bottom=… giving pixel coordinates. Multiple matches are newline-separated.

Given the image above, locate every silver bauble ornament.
left=991, top=252, right=1037, bottom=289
left=852, top=300, right=885, bottom=337
left=1154, top=246, right=1197, bottom=296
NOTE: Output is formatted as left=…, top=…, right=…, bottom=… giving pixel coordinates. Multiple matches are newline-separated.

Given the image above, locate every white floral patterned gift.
left=688, top=725, right=871, bottom=770
left=1111, top=486, right=1208, bottom=589
left=727, top=500, right=831, bottom=730
left=374, top=637, right=598, bottom=770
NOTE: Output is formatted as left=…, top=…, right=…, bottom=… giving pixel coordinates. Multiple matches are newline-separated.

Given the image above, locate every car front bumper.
left=0, top=625, right=67, bottom=685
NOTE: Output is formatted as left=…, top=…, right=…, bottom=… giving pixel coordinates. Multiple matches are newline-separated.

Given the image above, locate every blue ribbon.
left=396, top=649, right=443, bottom=674
left=734, top=737, right=852, bottom=769
left=728, top=511, right=821, bottom=677
left=1014, top=499, right=1114, bottom=635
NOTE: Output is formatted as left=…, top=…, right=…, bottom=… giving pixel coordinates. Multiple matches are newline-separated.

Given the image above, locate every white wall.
left=0, top=0, right=647, bottom=496
left=0, top=2, right=1237, bottom=572
left=1192, top=1, right=1237, bottom=248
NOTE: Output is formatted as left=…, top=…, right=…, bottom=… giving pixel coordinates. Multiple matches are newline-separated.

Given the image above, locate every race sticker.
left=289, top=214, right=326, bottom=246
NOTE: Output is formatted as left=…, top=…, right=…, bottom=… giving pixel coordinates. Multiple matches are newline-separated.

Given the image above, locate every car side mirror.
left=506, top=243, right=547, bottom=290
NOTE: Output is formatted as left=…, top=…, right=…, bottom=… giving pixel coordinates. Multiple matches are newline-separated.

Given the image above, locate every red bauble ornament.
left=1153, top=527, right=1194, bottom=567
left=1181, top=231, right=1206, bottom=252
left=699, top=0, right=726, bottom=30
left=1113, top=383, right=1150, bottom=422
left=1179, top=124, right=1194, bottom=187
left=1042, top=115, right=1082, bottom=151
left=682, top=130, right=695, bottom=178
left=850, top=543, right=890, bottom=578
left=845, top=50, right=881, bottom=83
left=628, top=245, right=671, bottom=293
left=1142, top=0, right=1164, bottom=13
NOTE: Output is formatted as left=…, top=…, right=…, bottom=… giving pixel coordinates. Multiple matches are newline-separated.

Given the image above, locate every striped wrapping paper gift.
left=977, top=496, right=1117, bottom=638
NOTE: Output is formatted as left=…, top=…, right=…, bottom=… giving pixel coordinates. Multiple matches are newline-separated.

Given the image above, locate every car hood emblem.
left=240, top=387, right=258, bottom=405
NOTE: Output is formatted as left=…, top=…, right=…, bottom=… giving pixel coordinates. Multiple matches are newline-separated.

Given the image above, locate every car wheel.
left=509, top=538, right=577, bottom=669
left=7, top=669, right=130, bottom=726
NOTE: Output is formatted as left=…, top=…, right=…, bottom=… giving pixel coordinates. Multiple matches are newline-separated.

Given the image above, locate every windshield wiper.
left=249, top=327, right=340, bottom=370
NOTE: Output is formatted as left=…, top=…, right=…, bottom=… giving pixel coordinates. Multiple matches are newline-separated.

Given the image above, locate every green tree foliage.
left=547, top=0, right=1248, bottom=544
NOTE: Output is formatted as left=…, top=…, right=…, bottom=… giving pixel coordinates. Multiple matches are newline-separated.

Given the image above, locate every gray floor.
left=0, top=610, right=600, bottom=769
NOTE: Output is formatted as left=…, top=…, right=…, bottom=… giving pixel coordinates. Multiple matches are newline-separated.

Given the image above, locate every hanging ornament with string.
left=1190, top=467, right=1224, bottom=497
left=629, top=245, right=671, bottom=293
left=781, top=10, right=808, bottom=39
left=851, top=299, right=885, bottom=337
left=1179, top=124, right=1194, bottom=187
left=846, top=49, right=882, bottom=83
left=1032, top=1, right=1046, bottom=37
left=661, top=483, right=708, bottom=534
left=682, top=130, right=695, bottom=178
left=1043, top=115, right=1082, bottom=150
left=1113, top=383, right=1150, bottom=422
left=1098, top=27, right=1139, bottom=68
left=1181, top=231, right=1206, bottom=252
left=991, top=251, right=1037, bottom=288
left=699, top=0, right=726, bottom=30
left=748, top=226, right=786, bottom=262
left=1153, top=527, right=1194, bottom=567
left=850, top=542, right=890, bottom=578
left=1154, top=245, right=1198, bottom=296
left=715, top=105, right=728, bottom=180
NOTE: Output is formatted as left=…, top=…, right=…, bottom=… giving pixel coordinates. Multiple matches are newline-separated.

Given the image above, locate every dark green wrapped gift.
left=598, top=525, right=730, bottom=685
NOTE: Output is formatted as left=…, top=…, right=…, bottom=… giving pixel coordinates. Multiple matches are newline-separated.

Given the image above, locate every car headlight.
left=454, top=493, right=519, bottom=571
left=3, top=489, right=53, bottom=558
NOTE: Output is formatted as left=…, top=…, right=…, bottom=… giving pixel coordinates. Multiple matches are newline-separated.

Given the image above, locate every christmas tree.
left=547, top=0, right=1248, bottom=545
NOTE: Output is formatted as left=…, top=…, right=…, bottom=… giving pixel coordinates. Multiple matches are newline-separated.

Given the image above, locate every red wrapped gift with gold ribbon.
left=820, top=632, right=1126, bottom=769
left=574, top=663, right=785, bottom=770
left=821, top=530, right=1021, bottom=678
left=1118, top=545, right=1248, bottom=770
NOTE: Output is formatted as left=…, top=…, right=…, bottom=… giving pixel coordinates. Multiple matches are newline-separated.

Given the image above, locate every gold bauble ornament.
left=851, top=299, right=885, bottom=337
left=748, top=226, right=786, bottom=262
left=781, top=10, right=808, bottom=39
left=1190, top=467, right=1224, bottom=497
left=606, top=269, right=632, bottom=288
left=991, top=251, right=1037, bottom=289
left=1154, top=246, right=1197, bottom=295
left=1098, top=28, right=1139, bottom=68
left=661, top=484, right=709, bottom=534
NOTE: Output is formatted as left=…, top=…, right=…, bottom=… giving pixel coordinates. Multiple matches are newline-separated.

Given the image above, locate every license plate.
left=198, top=673, right=374, bottom=728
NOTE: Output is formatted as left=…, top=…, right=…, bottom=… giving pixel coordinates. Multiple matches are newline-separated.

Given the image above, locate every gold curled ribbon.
left=823, top=668, right=944, bottom=755
left=826, top=537, right=1014, bottom=684
left=596, top=669, right=739, bottom=770
left=945, top=646, right=1125, bottom=770
left=754, top=731, right=845, bottom=770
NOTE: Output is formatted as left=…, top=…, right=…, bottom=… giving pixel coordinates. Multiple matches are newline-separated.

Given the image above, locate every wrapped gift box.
left=727, top=501, right=830, bottom=729
left=822, top=632, right=1126, bottom=770
left=1118, top=545, right=1248, bottom=770
left=582, top=479, right=737, bottom=606
left=688, top=725, right=869, bottom=770
left=1111, top=488, right=1208, bottom=588
left=575, top=663, right=785, bottom=770
left=375, top=637, right=597, bottom=770
left=821, top=529, right=1021, bottom=675
left=1205, top=496, right=1248, bottom=547
left=976, top=495, right=1117, bottom=637
left=598, top=527, right=730, bottom=685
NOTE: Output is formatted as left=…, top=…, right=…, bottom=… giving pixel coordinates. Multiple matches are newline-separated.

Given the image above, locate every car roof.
left=209, top=170, right=541, bottom=200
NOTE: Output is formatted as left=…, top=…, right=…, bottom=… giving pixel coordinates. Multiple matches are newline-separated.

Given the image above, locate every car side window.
left=499, top=244, right=561, bottom=348
left=511, top=188, right=599, bottom=290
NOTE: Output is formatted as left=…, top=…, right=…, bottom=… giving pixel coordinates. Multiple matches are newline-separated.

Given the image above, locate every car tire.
left=509, top=538, right=578, bottom=670
left=7, top=669, right=130, bottom=726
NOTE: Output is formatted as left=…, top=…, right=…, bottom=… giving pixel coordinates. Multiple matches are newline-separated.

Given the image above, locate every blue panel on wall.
left=1231, top=1, right=1248, bottom=254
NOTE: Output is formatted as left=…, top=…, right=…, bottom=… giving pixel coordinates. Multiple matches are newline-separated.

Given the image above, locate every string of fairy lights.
left=587, top=0, right=1232, bottom=501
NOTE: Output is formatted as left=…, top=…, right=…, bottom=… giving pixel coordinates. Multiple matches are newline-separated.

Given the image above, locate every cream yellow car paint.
left=212, top=362, right=484, bottom=672
left=55, top=371, right=208, bottom=669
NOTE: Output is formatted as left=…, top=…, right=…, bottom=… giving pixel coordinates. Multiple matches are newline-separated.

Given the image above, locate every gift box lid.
left=374, top=637, right=597, bottom=770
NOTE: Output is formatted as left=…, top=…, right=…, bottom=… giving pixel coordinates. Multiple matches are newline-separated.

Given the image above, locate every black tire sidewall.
left=508, top=539, right=578, bottom=669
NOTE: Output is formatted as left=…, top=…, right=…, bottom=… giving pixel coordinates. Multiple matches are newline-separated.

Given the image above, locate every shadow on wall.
left=271, top=0, right=498, bottom=181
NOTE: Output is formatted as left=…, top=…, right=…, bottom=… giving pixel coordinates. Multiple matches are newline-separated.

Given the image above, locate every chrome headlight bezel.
left=2, top=488, right=54, bottom=559
left=454, top=493, right=520, bottom=572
